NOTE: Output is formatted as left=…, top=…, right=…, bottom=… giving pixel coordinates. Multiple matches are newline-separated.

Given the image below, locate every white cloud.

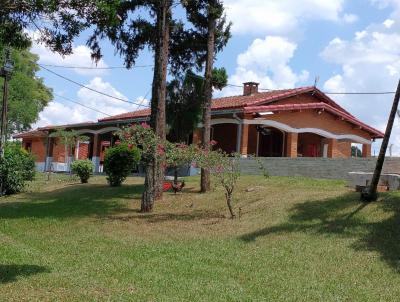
left=321, top=21, right=400, bottom=154
left=34, top=77, right=148, bottom=128
left=224, top=0, right=348, bottom=35
left=220, top=36, right=309, bottom=96
left=28, top=30, right=108, bottom=76
left=384, top=19, right=395, bottom=28
left=342, top=13, right=358, bottom=24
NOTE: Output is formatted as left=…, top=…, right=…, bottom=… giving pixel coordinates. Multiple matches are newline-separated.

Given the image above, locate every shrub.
left=104, top=144, right=140, bottom=186
left=70, top=160, right=94, bottom=183
left=0, top=144, right=35, bottom=195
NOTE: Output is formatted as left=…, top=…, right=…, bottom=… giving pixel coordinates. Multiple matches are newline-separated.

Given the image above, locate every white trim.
left=75, top=127, right=120, bottom=135
left=242, top=119, right=371, bottom=145
left=210, top=118, right=241, bottom=126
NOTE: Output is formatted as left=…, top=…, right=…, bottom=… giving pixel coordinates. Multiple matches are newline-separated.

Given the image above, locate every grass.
left=1, top=173, right=400, bottom=301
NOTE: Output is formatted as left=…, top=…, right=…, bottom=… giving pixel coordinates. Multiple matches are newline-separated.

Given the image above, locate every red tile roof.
left=212, top=86, right=314, bottom=110
left=98, top=108, right=151, bottom=122
left=244, top=102, right=384, bottom=138
left=13, top=130, right=47, bottom=139
left=15, top=86, right=383, bottom=140
left=98, top=87, right=354, bottom=121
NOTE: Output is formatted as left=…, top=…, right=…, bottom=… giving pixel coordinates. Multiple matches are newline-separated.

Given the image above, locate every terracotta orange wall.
left=266, top=110, right=371, bottom=140
left=25, top=138, right=46, bottom=162
left=336, top=141, right=352, bottom=158
left=78, top=143, right=89, bottom=160
left=52, top=138, right=67, bottom=162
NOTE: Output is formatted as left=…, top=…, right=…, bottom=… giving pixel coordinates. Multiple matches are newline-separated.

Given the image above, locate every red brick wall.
left=24, top=138, right=46, bottom=162
left=77, top=143, right=89, bottom=160
left=337, top=141, right=351, bottom=158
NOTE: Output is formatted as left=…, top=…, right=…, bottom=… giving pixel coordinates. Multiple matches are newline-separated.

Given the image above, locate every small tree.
left=165, top=142, right=198, bottom=184
left=103, top=144, right=140, bottom=187
left=71, top=160, right=94, bottom=184
left=49, top=129, right=89, bottom=171
left=197, top=150, right=241, bottom=218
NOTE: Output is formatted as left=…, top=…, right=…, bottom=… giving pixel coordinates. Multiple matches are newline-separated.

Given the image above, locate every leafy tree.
left=166, top=68, right=228, bottom=144
left=351, top=146, right=362, bottom=157
left=85, top=1, right=225, bottom=211
left=166, top=70, right=204, bottom=143
left=0, top=142, right=35, bottom=195
left=49, top=129, right=89, bottom=170
left=0, top=43, right=53, bottom=137
left=183, top=0, right=231, bottom=192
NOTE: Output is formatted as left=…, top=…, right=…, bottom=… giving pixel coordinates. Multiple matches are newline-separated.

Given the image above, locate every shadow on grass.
left=103, top=209, right=225, bottom=223
left=0, top=264, right=49, bottom=283
left=240, top=191, right=400, bottom=272
left=0, top=183, right=144, bottom=219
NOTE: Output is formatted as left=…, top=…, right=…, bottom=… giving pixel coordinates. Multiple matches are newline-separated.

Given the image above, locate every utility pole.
left=361, top=79, right=400, bottom=202
left=0, top=48, right=13, bottom=158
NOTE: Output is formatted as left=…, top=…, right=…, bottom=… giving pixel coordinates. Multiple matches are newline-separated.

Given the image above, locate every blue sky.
left=30, top=0, right=400, bottom=155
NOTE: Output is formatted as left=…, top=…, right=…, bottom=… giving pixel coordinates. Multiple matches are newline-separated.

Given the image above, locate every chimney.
left=243, top=82, right=259, bottom=96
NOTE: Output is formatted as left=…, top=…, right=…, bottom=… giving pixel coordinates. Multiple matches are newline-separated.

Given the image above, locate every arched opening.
left=257, top=126, right=284, bottom=157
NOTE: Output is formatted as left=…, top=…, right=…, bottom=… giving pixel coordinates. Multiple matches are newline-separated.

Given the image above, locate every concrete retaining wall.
left=240, top=157, right=400, bottom=180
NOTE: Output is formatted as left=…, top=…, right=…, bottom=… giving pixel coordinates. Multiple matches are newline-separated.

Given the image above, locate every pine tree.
left=183, top=0, right=231, bottom=192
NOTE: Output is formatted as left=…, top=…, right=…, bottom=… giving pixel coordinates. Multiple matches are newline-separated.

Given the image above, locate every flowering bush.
left=117, top=123, right=241, bottom=217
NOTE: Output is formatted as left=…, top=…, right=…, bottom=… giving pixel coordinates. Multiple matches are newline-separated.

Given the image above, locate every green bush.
left=104, top=144, right=140, bottom=186
left=70, top=159, right=94, bottom=183
left=0, top=144, right=35, bottom=195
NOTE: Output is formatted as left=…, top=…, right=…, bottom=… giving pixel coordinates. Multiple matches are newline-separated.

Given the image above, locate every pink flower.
left=210, top=140, right=218, bottom=146
left=157, top=144, right=165, bottom=156
left=141, top=122, right=150, bottom=129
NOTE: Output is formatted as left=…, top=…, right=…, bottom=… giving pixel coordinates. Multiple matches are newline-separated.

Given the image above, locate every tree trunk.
left=174, top=167, right=178, bottom=184
left=141, top=160, right=155, bottom=212
left=141, top=0, right=171, bottom=211
left=200, top=4, right=216, bottom=193
left=226, top=192, right=235, bottom=219
left=362, top=79, right=400, bottom=202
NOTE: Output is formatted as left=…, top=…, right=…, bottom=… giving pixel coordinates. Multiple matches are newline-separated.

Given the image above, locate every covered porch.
left=207, top=117, right=372, bottom=159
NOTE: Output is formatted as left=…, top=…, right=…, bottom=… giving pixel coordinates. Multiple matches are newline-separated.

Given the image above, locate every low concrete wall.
left=240, top=157, right=400, bottom=180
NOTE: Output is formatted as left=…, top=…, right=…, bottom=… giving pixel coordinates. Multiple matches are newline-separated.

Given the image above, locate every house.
left=14, top=83, right=384, bottom=172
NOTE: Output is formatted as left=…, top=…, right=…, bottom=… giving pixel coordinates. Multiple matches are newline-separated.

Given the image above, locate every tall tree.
left=166, top=70, right=204, bottom=143
left=183, top=0, right=231, bottom=192
left=85, top=1, right=205, bottom=211
left=166, top=68, right=227, bottom=144
left=0, top=43, right=53, bottom=136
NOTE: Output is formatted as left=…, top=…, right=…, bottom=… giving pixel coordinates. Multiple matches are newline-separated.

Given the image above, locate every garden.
left=1, top=171, right=400, bottom=301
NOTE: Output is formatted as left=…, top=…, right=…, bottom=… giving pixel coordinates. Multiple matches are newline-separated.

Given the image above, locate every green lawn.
left=1, top=173, right=400, bottom=301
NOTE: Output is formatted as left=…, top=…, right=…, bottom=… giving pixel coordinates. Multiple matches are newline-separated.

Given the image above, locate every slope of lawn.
left=1, top=173, right=400, bottom=301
